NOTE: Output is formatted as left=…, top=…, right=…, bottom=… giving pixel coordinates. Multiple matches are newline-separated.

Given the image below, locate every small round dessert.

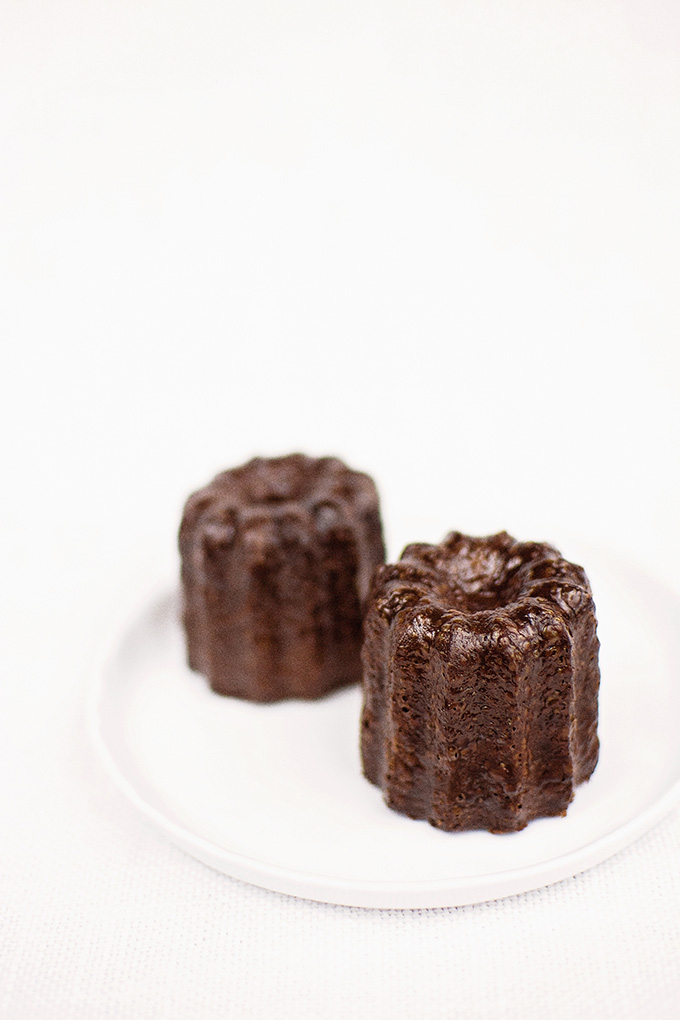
left=179, top=454, right=385, bottom=702
left=360, top=531, right=600, bottom=833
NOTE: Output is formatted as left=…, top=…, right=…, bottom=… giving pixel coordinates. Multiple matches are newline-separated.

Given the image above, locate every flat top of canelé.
left=182, top=454, right=380, bottom=525
left=373, top=531, right=593, bottom=621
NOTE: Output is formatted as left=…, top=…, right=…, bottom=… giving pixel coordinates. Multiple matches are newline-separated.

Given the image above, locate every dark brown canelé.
left=179, top=454, right=385, bottom=702
left=360, top=532, right=600, bottom=833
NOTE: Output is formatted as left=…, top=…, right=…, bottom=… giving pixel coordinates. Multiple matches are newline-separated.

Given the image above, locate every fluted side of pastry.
left=179, top=454, right=385, bottom=702
left=360, top=532, right=600, bottom=833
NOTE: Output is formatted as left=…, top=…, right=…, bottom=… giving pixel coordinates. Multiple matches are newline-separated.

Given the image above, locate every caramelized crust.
left=360, top=532, right=600, bottom=833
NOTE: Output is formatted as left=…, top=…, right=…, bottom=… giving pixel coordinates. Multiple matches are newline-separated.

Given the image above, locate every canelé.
left=179, top=454, right=385, bottom=702
left=360, top=531, right=600, bottom=833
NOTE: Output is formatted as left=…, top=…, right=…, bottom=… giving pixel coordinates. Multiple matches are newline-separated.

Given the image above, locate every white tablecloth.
left=2, top=1, right=679, bottom=1016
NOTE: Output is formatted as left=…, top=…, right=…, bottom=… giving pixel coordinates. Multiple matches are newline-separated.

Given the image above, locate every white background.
left=1, top=1, right=679, bottom=1017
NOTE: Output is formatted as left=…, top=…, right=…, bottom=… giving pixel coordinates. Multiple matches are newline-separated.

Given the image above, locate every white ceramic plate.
left=91, top=546, right=680, bottom=908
